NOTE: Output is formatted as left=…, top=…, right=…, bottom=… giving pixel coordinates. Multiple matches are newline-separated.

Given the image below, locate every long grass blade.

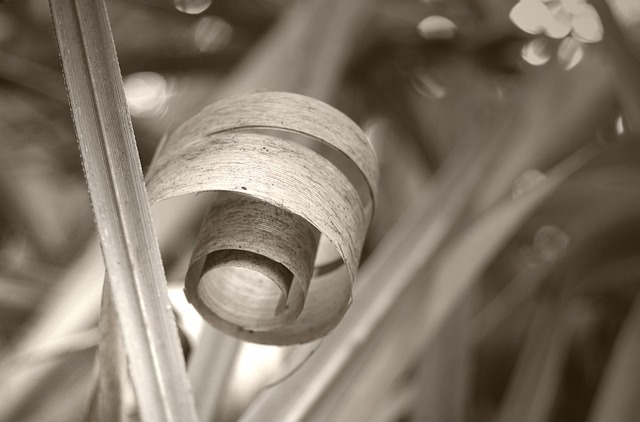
left=218, top=0, right=376, bottom=102
left=90, top=280, right=130, bottom=421
left=48, top=0, right=197, bottom=420
left=188, top=326, right=240, bottom=422
left=413, top=301, right=471, bottom=422
left=591, top=0, right=640, bottom=132
left=495, top=300, right=570, bottom=422
left=588, top=292, right=640, bottom=422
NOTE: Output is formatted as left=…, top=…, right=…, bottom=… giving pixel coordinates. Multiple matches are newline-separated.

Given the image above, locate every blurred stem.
left=588, top=291, right=640, bottom=422
left=591, top=0, right=640, bottom=132
left=91, top=279, right=132, bottom=422
left=218, top=0, right=378, bottom=103
left=413, top=299, right=472, bottom=422
left=472, top=264, right=553, bottom=342
left=0, top=121, right=68, bottom=262
left=0, top=51, right=67, bottom=104
left=495, top=299, right=570, bottom=422
left=188, top=326, right=240, bottom=422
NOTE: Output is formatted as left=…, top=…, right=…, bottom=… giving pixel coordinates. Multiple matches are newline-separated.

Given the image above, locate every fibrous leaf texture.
left=146, top=91, right=379, bottom=345
left=49, top=0, right=197, bottom=420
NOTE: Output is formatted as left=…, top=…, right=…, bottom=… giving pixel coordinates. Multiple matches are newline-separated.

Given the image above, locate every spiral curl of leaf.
left=146, top=91, right=379, bottom=344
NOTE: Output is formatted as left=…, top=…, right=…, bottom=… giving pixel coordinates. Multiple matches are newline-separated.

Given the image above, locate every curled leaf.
left=146, top=91, right=379, bottom=344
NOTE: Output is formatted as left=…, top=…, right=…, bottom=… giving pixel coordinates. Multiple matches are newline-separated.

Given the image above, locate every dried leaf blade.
left=48, top=0, right=197, bottom=420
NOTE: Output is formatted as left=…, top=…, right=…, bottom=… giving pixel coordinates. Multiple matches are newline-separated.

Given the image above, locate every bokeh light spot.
left=124, top=72, right=172, bottom=118
left=521, top=38, right=551, bottom=66
left=545, top=5, right=572, bottom=38
left=512, top=169, right=547, bottom=198
left=615, top=115, right=626, bottom=135
left=417, top=16, right=457, bottom=40
left=412, top=70, right=447, bottom=100
left=510, top=0, right=552, bottom=35
left=510, top=0, right=604, bottom=45
left=168, top=285, right=203, bottom=344
left=558, top=37, right=584, bottom=70
left=571, top=4, right=603, bottom=43
left=533, top=225, right=570, bottom=262
left=194, top=16, right=233, bottom=53
left=174, top=0, right=212, bottom=15
left=560, top=0, right=587, bottom=14
left=230, top=343, right=284, bottom=403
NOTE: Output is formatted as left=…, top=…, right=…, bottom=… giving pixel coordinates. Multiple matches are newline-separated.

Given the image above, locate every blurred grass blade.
left=240, top=130, right=592, bottom=421
left=472, top=264, right=553, bottom=342
left=219, top=0, right=375, bottom=102
left=495, top=301, right=570, bottom=422
left=49, top=0, right=197, bottom=420
left=0, top=243, right=103, bottom=421
left=0, top=51, right=67, bottom=104
left=368, top=381, right=417, bottom=422
left=413, top=302, right=471, bottom=422
left=472, top=53, right=614, bottom=212
left=90, top=280, right=131, bottom=421
left=188, top=326, right=240, bottom=422
left=588, top=292, right=640, bottom=422
left=237, top=125, right=524, bottom=421
left=591, top=0, right=640, bottom=132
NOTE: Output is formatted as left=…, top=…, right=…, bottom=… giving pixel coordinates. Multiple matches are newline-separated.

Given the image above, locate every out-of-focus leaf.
left=237, top=107, right=530, bottom=421
left=188, top=326, right=239, bottom=422
left=495, top=299, right=571, bottom=422
left=473, top=52, right=615, bottom=212
left=588, top=292, right=640, bottom=422
left=239, top=129, right=639, bottom=422
left=90, top=281, right=132, bottom=422
left=218, top=0, right=377, bottom=102
left=591, top=0, right=640, bottom=132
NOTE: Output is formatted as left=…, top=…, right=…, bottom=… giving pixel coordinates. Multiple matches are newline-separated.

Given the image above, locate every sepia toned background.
left=1, top=0, right=640, bottom=421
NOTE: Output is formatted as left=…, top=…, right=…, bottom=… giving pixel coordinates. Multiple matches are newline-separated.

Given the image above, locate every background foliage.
left=0, top=0, right=639, bottom=421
